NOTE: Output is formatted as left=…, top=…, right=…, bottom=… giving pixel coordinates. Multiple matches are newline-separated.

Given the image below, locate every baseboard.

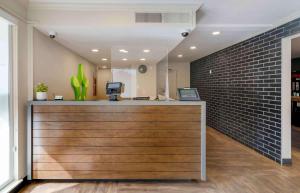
left=281, top=158, right=292, bottom=165
left=8, top=177, right=28, bottom=193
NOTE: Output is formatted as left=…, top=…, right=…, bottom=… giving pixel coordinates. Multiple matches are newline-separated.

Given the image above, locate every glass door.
left=0, top=17, right=13, bottom=189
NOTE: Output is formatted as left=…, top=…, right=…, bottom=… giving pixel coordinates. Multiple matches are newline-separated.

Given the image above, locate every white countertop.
left=29, top=100, right=206, bottom=106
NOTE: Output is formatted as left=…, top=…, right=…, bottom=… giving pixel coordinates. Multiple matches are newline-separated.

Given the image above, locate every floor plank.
left=19, top=127, right=300, bottom=193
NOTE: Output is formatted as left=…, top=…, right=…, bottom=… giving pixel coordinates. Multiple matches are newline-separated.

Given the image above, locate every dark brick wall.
left=191, top=18, right=300, bottom=163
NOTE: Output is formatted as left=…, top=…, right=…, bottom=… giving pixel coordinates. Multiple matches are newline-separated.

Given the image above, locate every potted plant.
left=35, top=83, right=48, bottom=101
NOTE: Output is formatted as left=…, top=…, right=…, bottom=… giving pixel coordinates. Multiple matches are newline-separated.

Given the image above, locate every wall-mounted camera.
left=49, top=31, right=57, bottom=39
left=181, top=29, right=191, bottom=38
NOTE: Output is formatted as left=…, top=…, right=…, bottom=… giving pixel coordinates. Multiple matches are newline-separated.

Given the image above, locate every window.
left=0, top=17, right=14, bottom=189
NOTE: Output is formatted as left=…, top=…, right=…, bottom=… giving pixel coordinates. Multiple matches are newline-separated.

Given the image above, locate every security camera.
left=181, top=30, right=191, bottom=38
left=49, top=31, right=57, bottom=39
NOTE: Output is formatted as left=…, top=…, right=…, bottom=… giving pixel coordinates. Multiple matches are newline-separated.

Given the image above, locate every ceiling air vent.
left=135, top=13, right=162, bottom=23
left=135, top=12, right=190, bottom=24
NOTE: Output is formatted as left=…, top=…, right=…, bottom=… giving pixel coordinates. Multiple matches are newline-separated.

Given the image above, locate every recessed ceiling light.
left=212, top=31, right=221, bottom=36
left=190, top=46, right=197, bottom=50
left=119, top=49, right=128, bottom=53
left=102, top=65, right=107, bottom=69
left=122, top=58, right=128, bottom=61
left=177, top=54, right=183, bottom=58
left=101, top=58, right=108, bottom=61
left=91, top=49, right=99, bottom=53
left=140, top=58, right=146, bottom=61
left=143, top=49, right=150, bottom=53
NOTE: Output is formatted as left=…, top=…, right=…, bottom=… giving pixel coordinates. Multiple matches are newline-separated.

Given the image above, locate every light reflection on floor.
left=28, top=183, right=80, bottom=193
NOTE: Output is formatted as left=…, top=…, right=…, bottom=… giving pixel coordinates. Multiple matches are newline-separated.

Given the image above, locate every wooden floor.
left=20, top=127, right=300, bottom=193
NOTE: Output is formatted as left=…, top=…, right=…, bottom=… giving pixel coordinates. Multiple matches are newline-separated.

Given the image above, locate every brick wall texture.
left=191, top=18, right=300, bottom=162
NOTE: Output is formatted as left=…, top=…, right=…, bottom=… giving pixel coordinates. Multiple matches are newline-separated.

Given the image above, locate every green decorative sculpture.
left=71, top=64, right=89, bottom=101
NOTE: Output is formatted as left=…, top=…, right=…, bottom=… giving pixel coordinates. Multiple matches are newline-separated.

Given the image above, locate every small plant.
left=35, top=83, right=48, bottom=101
left=35, top=83, right=48, bottom=92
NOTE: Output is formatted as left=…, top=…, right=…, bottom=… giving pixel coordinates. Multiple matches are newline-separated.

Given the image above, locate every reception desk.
left=27, top=100, right=206, bottom=181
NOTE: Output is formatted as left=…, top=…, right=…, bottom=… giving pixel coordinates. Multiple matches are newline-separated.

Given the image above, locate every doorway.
left=291, top=37, right=300, bottom=161
left=282, top=33, right=300, bottom=164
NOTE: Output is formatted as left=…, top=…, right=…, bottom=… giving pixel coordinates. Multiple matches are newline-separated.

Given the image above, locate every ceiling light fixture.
left=119, top=49, right=128, bottom=53
left=122, top=58, right=128, bottom=61
left=101, top=58, right=108, bottom=61
left=212, top=31, right=221, bottom=36
left=140, top=58, right=146, bottom=61
left=190, top=46, right=197, bottom=50
left=91, top=49, right=99, bottom=53
left=177, top=54, right=183, bottom=58
left=143, top=49, right=150, bottom=53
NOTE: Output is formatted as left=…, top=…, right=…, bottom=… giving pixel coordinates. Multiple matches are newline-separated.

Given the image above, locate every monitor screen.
left=107, top=82, right=122, bottom=89
left=106, top=82, right=123, bottom=95
left=178, top=88, right=200, bottom=101
left=179, top=89, right=198, bottom=98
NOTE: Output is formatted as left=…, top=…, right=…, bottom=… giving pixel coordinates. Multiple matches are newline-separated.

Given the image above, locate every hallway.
left=20, top=127, right=300, bottom=193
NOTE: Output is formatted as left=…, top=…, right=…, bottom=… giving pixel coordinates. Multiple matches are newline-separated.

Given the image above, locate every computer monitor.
left=177, top=88, right=200, bottom=101
left=106, top=82, right=123, bottom=101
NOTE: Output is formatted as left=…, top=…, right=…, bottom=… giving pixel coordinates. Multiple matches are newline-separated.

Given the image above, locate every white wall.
left=168, top=62, right=190, bottom=99
left=97, top=63, right=157, bottom=99
left=97, top=68, right=112, bottom=99
left=17, top=18, right=28, bottom=180
left=168, top=62, right=190, bottom=88
left=33, top=29, right=97, bottom=100
left=156, top=57, right=168, bottom=97
left=135, top=63, right=156, bottom=98
left=156, top=60, right=190, bottom=99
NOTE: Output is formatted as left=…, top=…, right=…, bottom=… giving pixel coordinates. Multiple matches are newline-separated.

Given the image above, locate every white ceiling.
left=292, top=37, right=300, bottom=59
left=169, top=0, right=300, bottom=63
left=110, top=46, right=169, bottom=68
left=28, top=0, right=300, bottom=66
left=28, top=0, right=202, bottom=67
